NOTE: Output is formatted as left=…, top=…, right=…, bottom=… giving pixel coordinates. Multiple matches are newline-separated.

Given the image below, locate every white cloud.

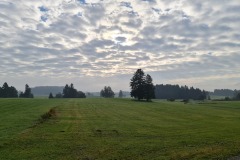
left=0, top=0, right=239, bottom=91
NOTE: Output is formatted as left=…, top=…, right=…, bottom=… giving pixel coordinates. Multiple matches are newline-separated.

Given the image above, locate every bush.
left=224, top=97, right=231, bottom=101
left=182, top=99, right=189, bottom=104
left=167, top=98, right=175, bottom=102
left=55, top=93, right=63, bottom=98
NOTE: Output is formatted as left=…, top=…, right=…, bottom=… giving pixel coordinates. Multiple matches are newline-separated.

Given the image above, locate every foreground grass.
left=0, top=98, right=240, bottom=159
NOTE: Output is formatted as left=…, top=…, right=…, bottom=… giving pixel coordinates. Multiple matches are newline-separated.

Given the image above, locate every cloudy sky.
left=0, top=0, right=240, bottom=92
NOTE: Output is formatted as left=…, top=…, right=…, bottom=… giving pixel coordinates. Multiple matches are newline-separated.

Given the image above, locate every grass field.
left=0, top=98, right=240, bottom=159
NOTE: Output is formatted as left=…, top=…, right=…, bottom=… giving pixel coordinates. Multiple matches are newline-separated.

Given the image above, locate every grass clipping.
left=39, top=107, right=56, bottom=123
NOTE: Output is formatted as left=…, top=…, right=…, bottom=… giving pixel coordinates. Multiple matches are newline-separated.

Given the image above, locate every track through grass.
left=0, top=98, right=240, bottom=159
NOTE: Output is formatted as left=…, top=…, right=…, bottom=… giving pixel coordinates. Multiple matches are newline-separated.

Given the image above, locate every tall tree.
left=144, top=74, right=155, bottom=101
left=49, top=92, right=54, bottom=99
left=63, top=84, right=69, bottom=98
left=2, top=82, right=9, bottom=98
left=24, top=84, right=31, bottom=97
left=130, top=69, right=146, bottom=100
left=100, top=86, right=115, bottom=98
left=118, top=90, right=123, bottom=98
left=20, top=84, right=34, bottom=98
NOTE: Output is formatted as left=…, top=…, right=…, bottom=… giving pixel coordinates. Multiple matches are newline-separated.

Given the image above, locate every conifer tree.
left=118, top=90, right=123, bottom=98
left=130, top=69, right=155, bottom=101
left=49, top=92, right=54, bottom=99
left=145, top=74, right=155, bottom=101
left=130, top=69, right=146, bottom=100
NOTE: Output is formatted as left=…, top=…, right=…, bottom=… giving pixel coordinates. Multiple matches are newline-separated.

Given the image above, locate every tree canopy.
left=0, top=82, right=18, bottom=98
left=100, top=86, right=115, bottom=98
left=19, top=84, right=34, bottom=98
left=145, top=74, right=155, bottom=101
left=62, top=83, right=86, bottom=98
left=130, top=69, right=155, bottom=101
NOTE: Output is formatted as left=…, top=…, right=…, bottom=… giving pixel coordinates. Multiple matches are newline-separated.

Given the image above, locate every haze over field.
left=0, top=0, right=239, bottom=91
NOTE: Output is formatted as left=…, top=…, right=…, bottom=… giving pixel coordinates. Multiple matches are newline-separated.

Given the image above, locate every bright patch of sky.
left=0, top=0, right=240, bottom=91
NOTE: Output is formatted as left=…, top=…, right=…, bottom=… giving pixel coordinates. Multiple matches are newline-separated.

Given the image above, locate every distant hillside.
left=31, top=86, right=64, bottom=96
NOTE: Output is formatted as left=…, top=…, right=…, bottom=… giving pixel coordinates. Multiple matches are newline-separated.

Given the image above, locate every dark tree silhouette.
left=118, top=90, right=123, bottom=98
left=144, top=74, right=155, bottom=101
left=236, top=93, right=240, bottom=100
left=2, top=82, right=9, bottom=98
left=62, top=83, right=86, bottom=98
left=130, top=69, right=146, bottom=100
left=19, top=84, right=34, bottom=98
left=0, top=82, right=18, bottom=98
left=130, top=69, right=155, bottom=101
left=77, top=91, right=86, bottom=98
left=25, top=84, right=33, bottom=98
left=49, top=92, right=54, bottom=99
left=154, top=84, right=207, bottom=100
left=100, top=86, right=115, bottom=98
left=233, top=91, right=240, bottom=100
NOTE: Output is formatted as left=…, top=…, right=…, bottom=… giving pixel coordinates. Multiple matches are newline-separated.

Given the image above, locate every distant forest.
left=155, top=84, right=207, bottom=100
left=1, top=81, right=240, bottom=101
left=209, top=89, right=239, bottom=97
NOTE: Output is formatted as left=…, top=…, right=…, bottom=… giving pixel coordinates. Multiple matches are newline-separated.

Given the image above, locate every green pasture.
left=0, top=98, right=240, bottom=159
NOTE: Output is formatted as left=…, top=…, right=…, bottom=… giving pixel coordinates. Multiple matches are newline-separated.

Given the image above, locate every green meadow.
left=0, top=98, right=240, bottom=159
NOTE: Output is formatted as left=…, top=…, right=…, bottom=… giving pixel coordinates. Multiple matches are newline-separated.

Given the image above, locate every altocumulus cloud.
left=0, top=0, right=240, bottom=91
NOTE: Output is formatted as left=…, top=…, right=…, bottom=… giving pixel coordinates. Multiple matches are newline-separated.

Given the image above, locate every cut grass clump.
left=39, top=107, right=56, bottom=123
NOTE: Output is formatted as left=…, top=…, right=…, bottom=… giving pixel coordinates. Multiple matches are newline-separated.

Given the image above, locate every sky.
left=0, top=0, right=240, bottom=92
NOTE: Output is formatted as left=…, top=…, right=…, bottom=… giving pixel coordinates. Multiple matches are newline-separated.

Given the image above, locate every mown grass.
left=0, top=98, right=240, bottom=159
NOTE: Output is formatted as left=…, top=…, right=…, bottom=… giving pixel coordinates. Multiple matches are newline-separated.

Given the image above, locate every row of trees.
left=49, top=83, right=86, bottom=98
left=0, top=83, right=33, bottom=98
left=225, top=91, right=240, bottom=101
left=100, top=86, right=115, bottom=98
left=99, top=69, right=155, bottom=101
left=155, top=84, right=207, bottom=100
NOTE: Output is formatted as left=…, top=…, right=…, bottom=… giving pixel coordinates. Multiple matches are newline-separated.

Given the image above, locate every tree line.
left=0, top=82, right=34, bottom=98
left=210, top=89, right=239, bottom=97
left=2, top=69, right=239, bottom=101
left=49, top=83, right=86, bottom=98
left=100, top=86, right=115, bottom=98
left=155, top=84, right=207, bottom=100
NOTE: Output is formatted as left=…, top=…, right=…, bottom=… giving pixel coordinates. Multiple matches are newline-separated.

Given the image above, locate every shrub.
left=182, top=99, right=189, bottom=104
left=167, top=98, right=175, bottom=102
left=224, top=97, right=231, bottom=101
